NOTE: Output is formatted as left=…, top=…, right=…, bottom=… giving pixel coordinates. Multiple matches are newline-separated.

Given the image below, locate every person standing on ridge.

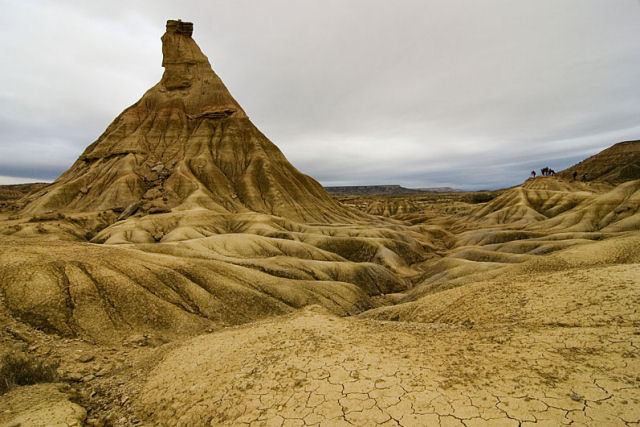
left=531, top=170, right=536, bottom=178
left=573, top=171, right=578, bottom=181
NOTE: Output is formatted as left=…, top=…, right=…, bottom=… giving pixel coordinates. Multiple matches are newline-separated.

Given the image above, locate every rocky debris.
left=150, top=164, right=165, bottom=174
left=75, top=352, right=95, bottom=363
left=116, top=202, right=140, bottom=221
left=85, top=416, right=106, bottom=426
left=94, top=366, right=110, bottom=377
left=462, top=319, right=475, bottom=329
left=28, top=211, right=64, bottom=222
left=62, top=371, right=84, bottom=382
left=0, top=383, right=86, bottom=426
left=145, top=202, right=170, bottom=215
left=123, top=334, right=164, bottom=348
left=5, top=327, right=31, bottom=343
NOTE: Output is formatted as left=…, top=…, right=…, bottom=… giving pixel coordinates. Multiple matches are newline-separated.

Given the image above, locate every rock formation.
left=1, top=19, right=639, bottom=427
left=0, top=20, right=427, bottom=342
left=22, top=20, right=352, bottom=224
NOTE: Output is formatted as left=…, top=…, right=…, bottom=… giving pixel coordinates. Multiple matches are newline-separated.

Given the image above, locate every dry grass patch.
left=0, top=350, right=58, bottom=394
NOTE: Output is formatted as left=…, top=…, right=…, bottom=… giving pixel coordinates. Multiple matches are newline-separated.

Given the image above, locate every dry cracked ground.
left=1, top=179, right=640, bottom=426
left=135, top=264, right=640, bottom=426
left=2, top=259, right=639, bottom=426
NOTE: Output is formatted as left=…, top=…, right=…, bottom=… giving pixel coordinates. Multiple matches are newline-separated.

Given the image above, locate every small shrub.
left=469, top=192, right=495, bottom=204
left=0, top=351, right=59, bottom=394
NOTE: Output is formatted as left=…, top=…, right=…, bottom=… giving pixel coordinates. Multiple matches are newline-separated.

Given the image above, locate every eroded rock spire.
left=21, top=19, right=352, bottom=230
left=161, top=20, right=207, bottom=90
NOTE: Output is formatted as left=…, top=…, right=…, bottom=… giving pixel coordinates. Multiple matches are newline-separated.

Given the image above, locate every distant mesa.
left=414, top=186, right=464, bottom=193
left=21, top=19, right=354, bottom=225
left=325, top=185, right=463, bottom=195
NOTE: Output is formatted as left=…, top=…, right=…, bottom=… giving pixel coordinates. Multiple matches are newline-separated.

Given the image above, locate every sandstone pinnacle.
left=23, top=20, right=353, bottom=224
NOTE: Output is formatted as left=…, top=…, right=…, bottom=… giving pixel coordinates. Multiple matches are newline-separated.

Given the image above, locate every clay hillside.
left=1, top=20, right=639, bottom=427
left=1, top=20, right=421, bottom=343
left=557, top=139, right=640, bottom=183
left=0, top=183, right=47, bottom=210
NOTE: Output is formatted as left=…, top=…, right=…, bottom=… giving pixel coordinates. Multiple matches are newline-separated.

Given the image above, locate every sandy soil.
left=139, top=263, right=640, bottom=426
left=1, top=177, right=639, bottom=426
left=1, top=20, right=639, bottom=424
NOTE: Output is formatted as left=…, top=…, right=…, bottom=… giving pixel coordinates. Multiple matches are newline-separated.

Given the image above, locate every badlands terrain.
left=1, top=20, right=639, bottom=427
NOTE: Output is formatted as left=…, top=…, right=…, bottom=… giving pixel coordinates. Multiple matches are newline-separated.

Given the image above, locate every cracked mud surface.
left=137, top=264, right=640, bottom=426
left=2, top=177, right=640, bottom=426
left=2, top=16, right=640, bottom=425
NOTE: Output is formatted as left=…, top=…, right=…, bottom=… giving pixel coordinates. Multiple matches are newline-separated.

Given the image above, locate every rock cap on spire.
left=166, top=19, right=193, bottom=37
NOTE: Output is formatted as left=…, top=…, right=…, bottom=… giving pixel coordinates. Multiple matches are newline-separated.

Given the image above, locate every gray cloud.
left=1, top=0, right=640, bottom=190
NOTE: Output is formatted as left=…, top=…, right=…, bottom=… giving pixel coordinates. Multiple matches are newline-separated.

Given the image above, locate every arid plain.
left=1, top=20, right=639, bottom=427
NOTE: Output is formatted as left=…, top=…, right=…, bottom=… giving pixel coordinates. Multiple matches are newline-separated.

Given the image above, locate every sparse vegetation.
left=0, top=351, right=58, bottom=394
left=468, top=192, right=496, bottom=204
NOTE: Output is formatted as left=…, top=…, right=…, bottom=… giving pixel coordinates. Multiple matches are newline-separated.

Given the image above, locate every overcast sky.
left=1, top=0, right=640, bottom=189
